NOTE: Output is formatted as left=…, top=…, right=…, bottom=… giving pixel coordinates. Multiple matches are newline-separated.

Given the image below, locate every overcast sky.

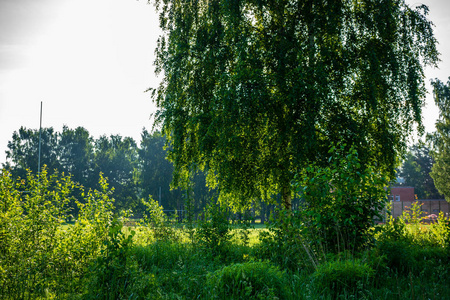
left=0, top=0, right=161, bottom=165
left=0, top=0, right=449, bottom=165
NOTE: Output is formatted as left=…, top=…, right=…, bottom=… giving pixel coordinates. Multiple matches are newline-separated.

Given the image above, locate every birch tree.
left=150, top=0, right=438, bottom=210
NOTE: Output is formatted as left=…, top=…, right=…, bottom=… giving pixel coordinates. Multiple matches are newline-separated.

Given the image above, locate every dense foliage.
left=0, top=168, right=117, bottom=299
left=1, top=168, right=449, bottom=299
left=429, top=77, right=450, bottom=202
left=294, top=144, right=388, bottom=252
left=150, top=0, right=439, bottom=209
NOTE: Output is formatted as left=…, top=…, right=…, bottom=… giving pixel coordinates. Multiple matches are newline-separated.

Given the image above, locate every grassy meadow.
left=1, top=169, right=450, bottom=299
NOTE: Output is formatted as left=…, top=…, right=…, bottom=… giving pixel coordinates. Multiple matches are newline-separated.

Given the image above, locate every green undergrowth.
left=1, top=168, right=450, bottom=299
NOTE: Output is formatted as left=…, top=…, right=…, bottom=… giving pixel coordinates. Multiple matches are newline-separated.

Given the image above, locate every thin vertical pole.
left=38, top=101, right=42, bottom=176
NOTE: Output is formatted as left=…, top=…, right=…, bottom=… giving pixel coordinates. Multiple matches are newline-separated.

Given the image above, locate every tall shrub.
left=293, top=144, right=389, bottom=253
left=139, top=195, right=179, bottom=242
left=0, top=168, right=73, bottom=298
left=0, top=168, right=117, bottom=299
left=196, top=200, right=231, bottom=258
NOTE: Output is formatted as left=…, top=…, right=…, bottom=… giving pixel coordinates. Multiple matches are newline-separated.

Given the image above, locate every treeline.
left=398, top=142, right=443, bottom=200
left=1, top=126, right=295, bottom=221
left=4, top=126, right=440, bottom=220
left=2, top=126, right=216, bottom=217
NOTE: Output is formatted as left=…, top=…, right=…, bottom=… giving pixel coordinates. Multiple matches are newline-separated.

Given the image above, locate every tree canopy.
left=5, top=127, right=60, bottom=179
left=150, top=0, right=439, bottom=209
left=429, top=77, right=450, bottom=202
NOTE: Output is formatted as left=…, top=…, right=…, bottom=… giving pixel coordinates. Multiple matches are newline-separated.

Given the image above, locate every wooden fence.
left=379, top=200, right=450, bottom=222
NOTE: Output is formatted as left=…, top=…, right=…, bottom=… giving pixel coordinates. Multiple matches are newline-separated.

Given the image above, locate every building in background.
left=386, top=186, right=449, bottom=219
left=390, top=186, right=415, bottom=202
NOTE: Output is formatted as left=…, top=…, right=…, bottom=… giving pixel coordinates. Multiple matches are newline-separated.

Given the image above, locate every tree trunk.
left=260, top=201, right=266, bottom=224
left=251, top=199, right=255, bottom=224
left=282, top=185, right=292, bottom=211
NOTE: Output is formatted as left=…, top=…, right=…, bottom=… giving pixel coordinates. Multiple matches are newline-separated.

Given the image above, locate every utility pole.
left=38, top=101, right=42, bottom=176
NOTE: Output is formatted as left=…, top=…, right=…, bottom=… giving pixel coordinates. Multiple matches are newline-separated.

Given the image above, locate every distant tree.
left=137, top=129, right=178, bottom=210
left=137, top=129, right=213, bottom=217
left=93, top=135, right=139, bottom=211
left=4, top=127, right=60, bottom=179
left=59, top=126, right=94, bottom=189
left=4, top=127, right=159, bottom=213
left=428, top=77, right=450, bottom=202
left=151, top=0, right=439, bottom=210
left=399, top=143, right=442, bottom=199
left=57, top=126, right=95, bottom=216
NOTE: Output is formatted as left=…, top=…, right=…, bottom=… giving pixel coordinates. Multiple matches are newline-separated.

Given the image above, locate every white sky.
left=0, top=0, right=161, bottom=164
left=0, top=0, right=449, bottom=165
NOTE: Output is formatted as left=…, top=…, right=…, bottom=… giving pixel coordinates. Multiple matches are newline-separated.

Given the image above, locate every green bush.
left=85, top=218, right=139, bottom=299
left=376, top=214, right=408, bottom=242
left=206, top=261, right=287, bottom=299
left=376, top=234, right=450, bottom=276
left=132, top=241, right=215, bottom=299
left=293, top=143, right=389, bottom=253
left=233, top=210, right=253, bottom=247
left=311, top=258, right=374, bottom=296
left=254, top=209, right=317, bottom=271
left=196, top=200, right=231, bottom=258
left=0, top=168, right=122, bottom=299
left=255, top=144, right=390, bottom=273
left=429, top=211, right=450, bottom=248
left=376, top=206, right=450, bottom=275
left=84, top=217, right=161, bottom=300
left=140, top=196, right=179, bottom=243
left=376, top=239, right=414, bottom=274
left=411, top=245, right=449, bottom=273
left=0, top=168, right=76, bottom=298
